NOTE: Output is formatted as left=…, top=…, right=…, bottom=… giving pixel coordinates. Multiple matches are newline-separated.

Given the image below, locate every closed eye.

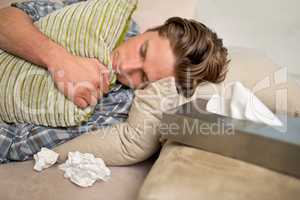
left=139, top=40, right=149, bottom=61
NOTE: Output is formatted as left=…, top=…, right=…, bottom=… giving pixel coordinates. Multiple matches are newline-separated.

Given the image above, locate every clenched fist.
left=47, top=53, right=110, bottom=109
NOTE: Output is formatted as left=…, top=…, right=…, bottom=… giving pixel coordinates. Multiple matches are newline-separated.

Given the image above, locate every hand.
left=47, top=53, right=110, bottom=109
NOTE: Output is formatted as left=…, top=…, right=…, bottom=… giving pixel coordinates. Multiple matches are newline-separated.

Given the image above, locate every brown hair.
left=147, top=17, right=230, bottom=97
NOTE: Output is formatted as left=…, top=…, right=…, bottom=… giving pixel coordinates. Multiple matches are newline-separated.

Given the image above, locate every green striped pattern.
left=0, top=0, right=137, bottom=127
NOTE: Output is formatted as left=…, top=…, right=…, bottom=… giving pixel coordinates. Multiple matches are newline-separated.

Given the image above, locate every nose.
left=119, top=58, right=143, bottom=74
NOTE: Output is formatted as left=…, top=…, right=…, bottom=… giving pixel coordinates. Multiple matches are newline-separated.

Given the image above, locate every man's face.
left=111, top=31, right=175, bottom=88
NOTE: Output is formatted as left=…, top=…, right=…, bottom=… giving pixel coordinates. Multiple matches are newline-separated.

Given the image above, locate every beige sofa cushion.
left=0, top=158, right=154, bottom=200
left=138, top=142, right=300, bottom=200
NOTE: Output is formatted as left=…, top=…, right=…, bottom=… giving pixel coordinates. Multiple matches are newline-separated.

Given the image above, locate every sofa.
left=1, top=47, right=300, bottom=200
left=138, top=47, right=300, bottom=199
left=1, top=1, right=300, bottom=200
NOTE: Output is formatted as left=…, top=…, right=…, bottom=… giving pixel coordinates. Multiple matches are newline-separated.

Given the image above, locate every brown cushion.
left=138, top=141, right=300, bottom=200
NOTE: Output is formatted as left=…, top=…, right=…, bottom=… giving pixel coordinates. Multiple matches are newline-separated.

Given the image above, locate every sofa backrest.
left=192, top=47, right=300, bottom=117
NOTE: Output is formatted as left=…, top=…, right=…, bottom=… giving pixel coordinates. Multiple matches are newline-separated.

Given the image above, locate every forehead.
left=143, top=32, right=176, bottom=81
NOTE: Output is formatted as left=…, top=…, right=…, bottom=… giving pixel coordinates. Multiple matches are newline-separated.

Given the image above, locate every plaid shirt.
left=0, top=0, right=139, bottom=163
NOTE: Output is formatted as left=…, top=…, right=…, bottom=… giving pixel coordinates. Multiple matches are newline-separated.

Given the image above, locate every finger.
left=90, top=58, right=101, bottom=65
left=55, top=80, right=74, bottom=102
left=100, top=72, right=110, bottom=94
left=101, top=68, right=110, bottom=85
left=88, top=85, right=99, bottom=106
left=90, top=95, right=98, bottom=106
left=76, top=86, right=100, bottom=107
left=92, top=89, right=100, bottom=100
left=93, top=65, right=110, bottom=90
left=76, top=87, right=92, bottom=106
left=74, top=96, right=88, bottom=109
left=92, top=80, right=101, bottom=90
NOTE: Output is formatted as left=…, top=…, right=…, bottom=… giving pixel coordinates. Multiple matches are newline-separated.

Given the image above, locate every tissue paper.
left=59, top=151, right=111, bottom=187
left=206, top=82, right=283, bottom=126
left=33, top=147, right=59, bottom=171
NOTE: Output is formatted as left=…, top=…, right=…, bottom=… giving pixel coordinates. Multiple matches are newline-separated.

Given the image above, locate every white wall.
left=2, top=0, right=299, bottom=77
left=133, top=0, right=197, bottom=32
left=195, top=0, right=300, bottom=76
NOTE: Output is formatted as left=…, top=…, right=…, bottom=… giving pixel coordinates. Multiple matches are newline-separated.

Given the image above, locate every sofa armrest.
left=138, top=141, right=300, bottom=200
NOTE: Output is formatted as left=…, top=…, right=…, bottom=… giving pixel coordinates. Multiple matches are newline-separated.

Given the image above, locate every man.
left=0, top=0, right=228, bottom=107
left=0, top=0, right=229, bottom=163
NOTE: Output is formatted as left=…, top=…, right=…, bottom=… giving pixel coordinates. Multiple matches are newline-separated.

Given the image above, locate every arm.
left=0, top=7, right=57, bottom=68
left=53, top=77, right=181, bottom=166
left=0, top=7, right=108, bottom=108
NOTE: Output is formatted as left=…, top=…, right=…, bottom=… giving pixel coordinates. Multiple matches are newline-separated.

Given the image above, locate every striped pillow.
left=0, top=0, right=137, bottom=127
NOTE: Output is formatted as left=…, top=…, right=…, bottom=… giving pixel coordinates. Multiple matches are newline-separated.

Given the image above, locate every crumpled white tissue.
left=59, top=151, right=111, bottom=187
left=206, top=82, right=283, bottom=127
left=33, top=147, right=59, bottom=172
